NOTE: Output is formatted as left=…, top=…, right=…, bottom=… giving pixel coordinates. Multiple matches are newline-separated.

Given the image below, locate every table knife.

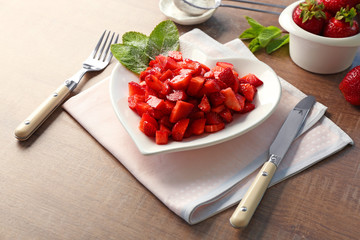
left=230, top=95, right=316, bottom=228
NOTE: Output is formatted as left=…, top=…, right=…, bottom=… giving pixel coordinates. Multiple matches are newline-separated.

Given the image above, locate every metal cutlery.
left=14, top=30, right=119, bottom=141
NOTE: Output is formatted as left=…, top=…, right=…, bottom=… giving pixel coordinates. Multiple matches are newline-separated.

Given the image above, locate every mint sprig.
left=239, top=16, right=289, bottom=54
left=111, top=20, right=180, bottom=74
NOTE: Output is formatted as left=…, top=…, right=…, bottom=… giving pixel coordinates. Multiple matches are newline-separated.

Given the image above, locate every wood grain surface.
left=1, top=0, right=359, bottom=239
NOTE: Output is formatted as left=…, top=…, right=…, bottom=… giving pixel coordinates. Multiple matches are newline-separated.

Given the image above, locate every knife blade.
left=229, top=95, right=316, bottom=228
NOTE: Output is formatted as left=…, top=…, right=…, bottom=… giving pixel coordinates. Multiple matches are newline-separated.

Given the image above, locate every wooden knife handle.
left=14, top=84, right=71, bottom=141
left=230, top=161, right=277, bottom=228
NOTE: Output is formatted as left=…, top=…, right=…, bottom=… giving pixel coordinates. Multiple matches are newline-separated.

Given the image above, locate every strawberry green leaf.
left=248, top=38, right=262, bottom=53
left=266, top=34, right=290, bottom=54
left=146, top=20, right=180, bottom=59
left=244, top=16, right=265, bottom=33
left=239, top=28, right=261, bottom=39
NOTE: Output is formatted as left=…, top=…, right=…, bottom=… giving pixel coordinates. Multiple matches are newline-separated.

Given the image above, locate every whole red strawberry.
left=318, top=0, right=360, bottom=14
left=339, top=65, right=360, bottom=105
left=293, top=0, right=327, bottom=35
left=323, top=7, right=359, bottom=37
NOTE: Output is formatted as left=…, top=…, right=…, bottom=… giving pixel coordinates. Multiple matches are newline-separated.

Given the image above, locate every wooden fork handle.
left=14, top=83, right=71, bottom=141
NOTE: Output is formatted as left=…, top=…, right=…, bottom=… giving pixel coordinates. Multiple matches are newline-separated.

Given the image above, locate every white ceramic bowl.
left=279, top=0, right=360, bottom=74
left=110, top=56, right=281, bottom=155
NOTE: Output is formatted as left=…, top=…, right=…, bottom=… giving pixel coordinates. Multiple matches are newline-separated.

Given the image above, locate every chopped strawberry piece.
left=172, top=118, right=190, bottom=141
left=139, top=113, right=158, bottom=130
left=231, top=77, right=240, bottom=93
left=204, top=70, right=214, bottom=78
left=169, top=74, right=192, bottom=90
left=128, top=94, right=145, bottom=111
left=205, top=112, right=223, bottom=125
left=159, top=116, right=173, bottom=129
left=188, top=110, right=205, bottom=120
left=128, top=81, right=145, bottom=96
left=208, top=92, right=225, bottom=107
left=219, top=108, right=233, bottom=123
left=166, top=90, right=188, bottom=101
left=162, top=100, right=175, bottom=115
left=198, top=95, right=211, bottom=113
left=211, top=104, right=226, bottom=113
left=135, top=102, right=153, bottom=117
left=169, top=100, right=194, bottom=123
left=155, top=130, right=169, bottom=144
left=159, top=123, right=171, bottom=134
left=159, top=69, right=173, bottom=81
left=204, top=79, right=221, bottom=94
left=187, top=76, right=205, bottom=96
left=239, top=83, right=257, bottom=101
left=220, top=87, right=241, bottom=111
left=216, top=62, right=234, bottom=69
left=145, top=74, right=163, bottom=92
left=146, top=95, right=166, bottom=111
left=218, top=67, right=235, bottom=87
left=168, top=51, right=183, bottom=61
left=189, top=118, right=206, bottom=135
left=235, top=93, right=246, bottom=111
left=212, top=65, right=225, bottom=78
left=205, top=123, right=225, bottom=133
left=239, top=73, right=263, bottom=87
left=239, top=102, right=255, bottom=114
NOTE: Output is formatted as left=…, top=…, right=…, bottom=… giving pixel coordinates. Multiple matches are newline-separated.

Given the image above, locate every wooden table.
left=1, top=0, right=359, bottom=239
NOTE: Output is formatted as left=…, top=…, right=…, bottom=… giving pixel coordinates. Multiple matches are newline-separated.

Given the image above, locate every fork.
left=14, top=30, right=119, bottom=141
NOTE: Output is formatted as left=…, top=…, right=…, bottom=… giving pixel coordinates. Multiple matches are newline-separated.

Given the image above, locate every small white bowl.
left=279, top=0, right=360, bottom=74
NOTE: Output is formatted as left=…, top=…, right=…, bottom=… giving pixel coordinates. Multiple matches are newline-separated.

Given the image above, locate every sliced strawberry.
left=146, top=95, right=166, bottom=111
left=159, top=69, right=173, bottom=81
left=205, top=123, right=225, bottom=133
left=187, top=76, right=205, bottom=96
left=240, top=83, right=256, bottom=101
left=141, top=121, right=157, bottom=137
left=189, top=118, right=206, bottom=135
left=220, top=87, right=241, bottom=111
left=211, top=104, right=226, bottom=114
left=135, top=102, right=153, bottom=117
left=169, top=100, right=194, bottom=123
left=168, top=51, right=183, bottom=62
left=208, top=92, right=225, bottom=107
left=162, top=100, right=175, bottom=115
left=172, top=118, right=190, bottom=141
left=139, top=113, right=158, bottom=130
left=188, top=110, right=205, bottom=120
left=239, top=102, right=256, bottom=114
left=218, top=67, right=235, bottom=87
left=169, top=74, right=192, bottom=90
left=155, top=130, right=169, bottom=144
left=128, top=81, right=145, bottom=96
left=216, top=62, right=234, bottom=69
left=145, top=74, right=163, bottom=92
left=204, top=79, right=221, bottom=94
left=235, top=93, right=246, bottom=110
left=166, top=90, right=188, bottom=101
left=159, top=116, right=174, bottom=129
left=128, top=94, right=145, bottom=111
left=239, top=73, right=264, bottom=87
left=198, top=95, right=211, bottom=113
left=212, top=65, right=225, bottom=79
left=205, top=112, right=223, bottom=125
left=159, top=123, right=171, bottom=134
left=219, top=108, right=233, bottom=123
left=204, top=70, right=214, bottom=78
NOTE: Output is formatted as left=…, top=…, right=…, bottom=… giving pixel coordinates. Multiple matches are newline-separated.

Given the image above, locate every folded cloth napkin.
left=63, top=29, right=353, bottom=224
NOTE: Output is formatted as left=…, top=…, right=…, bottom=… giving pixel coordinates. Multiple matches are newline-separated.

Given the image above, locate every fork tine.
left=91, top=30, right=106, bottom=58
left=97, top=31, right=111, bottom=61
left=105, top=33, right=119, bottom=63
left=101, top=32, right=115, bottom=62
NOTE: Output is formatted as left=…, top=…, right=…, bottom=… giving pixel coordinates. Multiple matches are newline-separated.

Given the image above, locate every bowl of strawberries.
left=279, top=0, right=360, bottom=74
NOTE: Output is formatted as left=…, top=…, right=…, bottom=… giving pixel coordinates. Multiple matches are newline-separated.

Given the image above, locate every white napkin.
left=63, top=29, right=353, bottom=224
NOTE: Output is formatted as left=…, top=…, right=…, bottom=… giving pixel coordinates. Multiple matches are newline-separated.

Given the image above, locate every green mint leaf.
left=248, top=38, right=262, bottom=53
left=245, top=16, right=265, bottom=33
left=111, top=44, right=150, bottom=74
left=258, top=26, right=282, bottom=47
left=239, top=28, right=261, bottom=39
left=122, top=31, right=149, bottom=49
left=266, top=34, right=290, bottom=54
left=146, top=20, right=180, bottom=59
